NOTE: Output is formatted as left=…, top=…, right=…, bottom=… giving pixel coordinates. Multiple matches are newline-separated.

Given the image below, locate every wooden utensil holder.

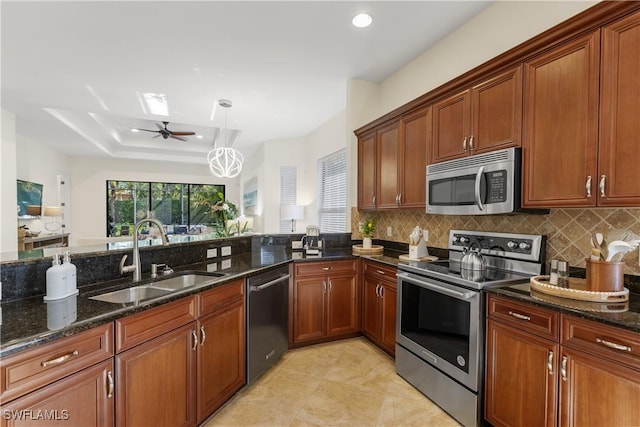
left=585, top=258, right=624, bottom=292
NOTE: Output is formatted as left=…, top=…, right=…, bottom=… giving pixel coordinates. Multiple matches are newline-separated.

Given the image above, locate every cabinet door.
left=379, top=281, right=397, bottom=356
left=471, top=66, right=522, bottom=155
left=598, top=10, right=640, bottom=206
left=485, top=320, right=558, bottom=427
left=326, top=273, right=359, bottom=337
left=399, top=107, right=431, bottom=208
left=432, top=90, right=470, bottom=163
left=357, top=132, right=377, bottom=210
left=559, top=347, right=640, bottom=427
left=0, top=360, right=114, bottom=427
left=116, top=323, right=196, bottom=427
left=522, top=31, right=600, bottom=207
left=361, top=276, right=380, bottom=342
left=197, top=299, right=245, bottom=424
left=293, top=278, right=326, bottom=343
left=376, top=122, right=400, bottom=209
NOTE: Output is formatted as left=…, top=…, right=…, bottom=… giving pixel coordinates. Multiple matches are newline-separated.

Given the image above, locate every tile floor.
left=204, top=337, right=460, bottom=426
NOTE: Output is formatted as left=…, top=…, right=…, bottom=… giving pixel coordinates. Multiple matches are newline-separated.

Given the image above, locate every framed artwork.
left=243, top=176, right=258, bottom=215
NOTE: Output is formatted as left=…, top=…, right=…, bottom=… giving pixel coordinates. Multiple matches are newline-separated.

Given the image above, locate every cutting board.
left=399, top=254, right=438, bottom=262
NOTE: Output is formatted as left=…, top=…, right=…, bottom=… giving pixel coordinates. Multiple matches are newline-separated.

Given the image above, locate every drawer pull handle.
left=561, top=356, right=567, bottom=381
left=508, top=311, right=531, bottom=321
left=322, top=267, right=332, bottom=271
left=41, top=350, right=79, bottom=367
left=547, top=351, right=554, bottom=376
left=376, top=270, right=385, bottom=275
left=596, top=337, right=631, bottom=352
left=107, top=370, right=114, bottom=398
left=200, top=326, right=207, bottom=346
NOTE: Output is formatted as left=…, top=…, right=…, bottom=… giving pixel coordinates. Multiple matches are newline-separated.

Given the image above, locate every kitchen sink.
left=149, top=272, right=226, bottom=291
left=90, top=285, right=173, bottom=304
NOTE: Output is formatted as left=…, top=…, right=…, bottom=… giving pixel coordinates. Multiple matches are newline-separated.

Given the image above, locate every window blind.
left=318, top=149, right=346, bottom=232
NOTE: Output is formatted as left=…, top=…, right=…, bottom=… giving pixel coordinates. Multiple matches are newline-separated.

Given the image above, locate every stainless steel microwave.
left=426, top=147, right=546, bottom=215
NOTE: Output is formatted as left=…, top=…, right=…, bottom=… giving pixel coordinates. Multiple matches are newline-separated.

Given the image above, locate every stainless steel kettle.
left=460, top=242, right=485, bottom=281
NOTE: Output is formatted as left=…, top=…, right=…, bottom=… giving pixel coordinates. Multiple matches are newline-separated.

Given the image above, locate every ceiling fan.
left=133, top=121, right=196, bottom=141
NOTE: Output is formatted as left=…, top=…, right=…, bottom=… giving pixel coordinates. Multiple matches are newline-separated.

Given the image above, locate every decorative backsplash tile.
left=352, top=207, right=640, bottom=276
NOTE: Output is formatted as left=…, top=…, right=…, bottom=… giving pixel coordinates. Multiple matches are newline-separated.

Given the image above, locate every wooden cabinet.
left=115, top=297, right=198, bottom=427
left=196, top=279, right=245, bottom=423
left=292, top=260, right=360, bottom=345
left=433, top=66, right=522, bottom=163
left=357, top=107, right=431, bottom=210
left=598, top=10, right=640, bottom=206
left=362, top=261, right=397, bottom=356
left=486, top=294, right=640, bottom=427
left=522, top=31, right=601, bottom=208
left=0, top=324, right=114, bottom=427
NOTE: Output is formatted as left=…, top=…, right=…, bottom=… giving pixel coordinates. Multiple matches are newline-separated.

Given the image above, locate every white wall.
left=70, top=158, right=240, bottom=246
left=1, top=109, right=18, bottom=253
left=239, top=144, right=265, bottom=232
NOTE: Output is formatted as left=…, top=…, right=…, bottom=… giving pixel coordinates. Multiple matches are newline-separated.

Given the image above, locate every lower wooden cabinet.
left=0, top=359, right=114, bottom=427
left=362, top=260, right=397, bottom=356
left=486, top=294, right=640, bottom=427
left=292, top=260, right=360, bottom=345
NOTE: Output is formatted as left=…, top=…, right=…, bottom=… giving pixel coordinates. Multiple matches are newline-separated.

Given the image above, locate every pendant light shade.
left=209, top=99, right=244, bottom=178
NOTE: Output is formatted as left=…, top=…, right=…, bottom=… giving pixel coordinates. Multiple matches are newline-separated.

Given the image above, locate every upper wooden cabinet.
left=357, top=107, right=431, bottom=211
left=522, top=31, right=601, bottom=208
left=598, top=10, right=640, bottom=206
left=432, top=66, right=522, bottom=163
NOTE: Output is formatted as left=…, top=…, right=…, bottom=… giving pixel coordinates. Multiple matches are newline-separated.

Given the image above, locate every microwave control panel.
left=486, top=170, right=507, bottom=204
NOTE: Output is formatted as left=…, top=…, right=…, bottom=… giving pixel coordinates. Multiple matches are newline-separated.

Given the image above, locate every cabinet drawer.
left=115, top=296, right=197, bottom=353
left=363, top=261, right=397, bottom=283
left=562, top=315, right=640, bottom=370
left=198, top=279, right=245, bottom=317
left=0, top=323, right=114, bottom=403
left=487, top=295, right=559, bottom=341
left=295, top=260, right=357, bottom=277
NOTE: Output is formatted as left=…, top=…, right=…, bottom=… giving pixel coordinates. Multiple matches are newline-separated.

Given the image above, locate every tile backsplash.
left=352, top=207, right=640, bottom=276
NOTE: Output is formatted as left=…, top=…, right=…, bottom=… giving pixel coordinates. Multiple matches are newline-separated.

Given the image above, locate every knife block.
left=409, top=239, right=428, bottom=260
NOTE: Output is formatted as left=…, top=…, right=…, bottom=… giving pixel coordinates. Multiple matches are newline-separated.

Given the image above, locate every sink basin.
left=90, top=285, right=173, bottom=304
left=149, top=273, right=225, bottom=291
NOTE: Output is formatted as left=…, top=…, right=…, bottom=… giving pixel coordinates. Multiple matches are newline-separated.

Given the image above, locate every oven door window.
left=400, top=282, right=470, bottom=373
left=428, top=173, right=486, bottom=206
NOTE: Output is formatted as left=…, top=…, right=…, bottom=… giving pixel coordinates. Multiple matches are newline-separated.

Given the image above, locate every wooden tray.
left=399, top=254, right=438, bottom=262
left=530, top=275, right=629, bottom=303
left=352, top=244, right=384, bottom=255
left=530, top=289, right=628, bottom=313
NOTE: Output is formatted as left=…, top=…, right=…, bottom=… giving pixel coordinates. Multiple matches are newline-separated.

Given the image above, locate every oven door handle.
left=474, top=166, right=484, bottom=211
left=398, top=272, right=476, bottom=300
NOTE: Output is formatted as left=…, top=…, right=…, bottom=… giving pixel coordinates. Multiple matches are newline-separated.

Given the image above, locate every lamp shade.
left=43, top=206, right=62, bottom=216
left=280, top=205, right=304, bottom=220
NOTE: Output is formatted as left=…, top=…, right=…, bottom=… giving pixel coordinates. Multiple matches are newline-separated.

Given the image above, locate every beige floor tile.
left=204, top=337, right=459, bottom=427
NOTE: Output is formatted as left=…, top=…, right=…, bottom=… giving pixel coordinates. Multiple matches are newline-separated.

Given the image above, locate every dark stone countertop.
left=487, top=283, right=640, bottom=334
left=0, top=247, right=358, bottom=358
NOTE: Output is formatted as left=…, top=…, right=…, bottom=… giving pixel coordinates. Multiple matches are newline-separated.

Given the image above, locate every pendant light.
left=208, top=99, right=244, bottom=178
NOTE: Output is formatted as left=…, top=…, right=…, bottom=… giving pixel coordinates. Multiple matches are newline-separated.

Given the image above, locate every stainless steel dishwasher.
left=246, top=265, right=290, bottom=384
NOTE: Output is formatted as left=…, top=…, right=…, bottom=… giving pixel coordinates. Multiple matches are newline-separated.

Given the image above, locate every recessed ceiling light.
left=352, top=13, right=372, bottom=28
left=131, top=128, right=139, bottom=133
left=196, top=134, right=203, bottom=139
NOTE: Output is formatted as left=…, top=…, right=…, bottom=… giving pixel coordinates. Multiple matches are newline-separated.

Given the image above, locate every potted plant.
left=359, top=219, right=376, bottom=249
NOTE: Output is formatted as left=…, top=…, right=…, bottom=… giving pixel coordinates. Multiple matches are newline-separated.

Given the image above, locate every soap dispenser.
left=61, top=251, right=78, bottom=297
left=44, top=254, right=67, bottom=301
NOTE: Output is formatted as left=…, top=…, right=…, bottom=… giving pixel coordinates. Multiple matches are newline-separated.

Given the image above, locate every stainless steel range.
left=396, top=229, right=545, bottom=427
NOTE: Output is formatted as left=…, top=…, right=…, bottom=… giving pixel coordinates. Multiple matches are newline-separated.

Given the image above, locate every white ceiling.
left=1, top=1, right=491, bottom=165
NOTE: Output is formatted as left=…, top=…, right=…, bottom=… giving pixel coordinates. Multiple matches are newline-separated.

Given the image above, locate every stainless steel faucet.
left=119, top=218, right=169, bottom=281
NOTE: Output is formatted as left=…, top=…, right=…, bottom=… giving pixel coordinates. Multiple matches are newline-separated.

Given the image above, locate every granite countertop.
left=0, top=247, right=358, bottom=358
left=488, top=283, right=640, bottom=334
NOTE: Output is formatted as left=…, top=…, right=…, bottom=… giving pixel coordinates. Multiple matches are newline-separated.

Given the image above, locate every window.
left=279, top=166, right=298, bottom=233
left=318, top=149, right=347, bottom=232
left=106, top=180, right=224, bottom=237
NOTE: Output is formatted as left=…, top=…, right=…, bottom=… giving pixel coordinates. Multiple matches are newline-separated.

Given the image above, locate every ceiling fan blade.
left=171, top=135, right=188, bottom=142
left=156, top=123, right=165, bottom=130
left=152, top=134, right=162, bottom=138
left=170, top=131, right=196, bottom=136
left=136, top=128, right=160, bottom=133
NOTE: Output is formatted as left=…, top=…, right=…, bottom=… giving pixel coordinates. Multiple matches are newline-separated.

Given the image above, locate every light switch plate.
left=386, top=226, right=392, bottom=237
left=292, top=241, right=303, bottom=249
left=221, top=246, right=232, bottom=256
left=207, top=248, right=217, bottom=258
left=207, top=263, right=218, bottom=272
left=221, top=259, right=232, bottom=269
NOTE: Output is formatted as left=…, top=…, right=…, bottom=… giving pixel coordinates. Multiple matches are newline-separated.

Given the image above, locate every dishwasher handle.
left=250, top=274, right=291, bottom=292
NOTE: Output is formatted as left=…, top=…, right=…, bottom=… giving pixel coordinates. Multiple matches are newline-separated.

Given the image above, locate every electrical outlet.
left=221, top=259, right=231, bottom=269
left=207, top=263, right=218, bottom=272
left=387, top=226, right=392, bottom=237
left=292, top=241, right=303, bottom=249
left=206, top=248, right=217, bottom=258
left=221, top=246, right=232, bottom=256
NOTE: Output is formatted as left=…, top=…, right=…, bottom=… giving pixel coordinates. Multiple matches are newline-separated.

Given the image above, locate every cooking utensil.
left=605, top=240, right=632, bottom=262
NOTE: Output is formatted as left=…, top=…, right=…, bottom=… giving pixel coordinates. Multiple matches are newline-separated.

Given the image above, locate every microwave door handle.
left=475, top=166, right=485, bottom=211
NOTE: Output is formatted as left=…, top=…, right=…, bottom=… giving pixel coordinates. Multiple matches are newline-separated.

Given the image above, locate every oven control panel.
left=450, top=230, right=543, bottom=262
